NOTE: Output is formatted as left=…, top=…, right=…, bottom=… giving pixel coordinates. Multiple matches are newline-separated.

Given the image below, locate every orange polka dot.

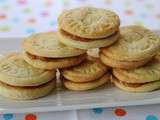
left=114, top=108, right=127, bottom=117
left=0, top=14, right=6, bottom=20
left=125, top=10, right=134, bottom=16
left=105, top=0, right=112, bottom=4
left=155, top=14, right=160, bottom=19
left=28, top=18, right=36, bottom=24
left=25, top=114, right=37, bottom=120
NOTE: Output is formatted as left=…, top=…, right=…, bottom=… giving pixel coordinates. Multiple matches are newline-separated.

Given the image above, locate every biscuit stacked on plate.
left=62, top=58, right=110, bottom=91
left=58, top=7, right=120, bottom=49
left=112, top=58, right=160, bottom=92
left=0, top=7, right=160, bottom=101
left=0, top=53, right=56, bottom=100
left=22, top=32, right=86, bottom=70
left=100, top=26, right=160, bottom=69
left=57, top=7, right=120, bottom=90
left=100, top=26, right=160, bottom=92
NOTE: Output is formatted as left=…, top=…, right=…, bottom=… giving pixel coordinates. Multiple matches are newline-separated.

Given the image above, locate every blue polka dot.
left=140, top=13, right=148, bottom=18
left=3, top=113, right=13, bottom=120
left=0, top=0, right=6, bottom=3
left=12, top=17, right=19, bottom=23
left=92, top=108, right=103, bottom=114
left=26, top=28, right=35, bottom=34
left=146, top=115, right=158, bottom=120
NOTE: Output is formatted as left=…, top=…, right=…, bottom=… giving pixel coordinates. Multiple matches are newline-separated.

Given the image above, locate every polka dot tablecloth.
left=0, top=0, right=160, bottom=37
left=0, top=0, right=160, bottom=120
left=0, top=105, right=160, bottom=120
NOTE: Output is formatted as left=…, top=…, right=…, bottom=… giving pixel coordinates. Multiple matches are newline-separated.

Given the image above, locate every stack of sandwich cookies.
left=112, top=58, right=160, bottom=92
left=22, top=32, right=86, bottom=70
left=100, top=26, right=160, bottom=69
left=0, top=53, right=56, bottom=100
left=58, top=7, right=120, bottom=49
left=62, top=58, right=110, bottom=91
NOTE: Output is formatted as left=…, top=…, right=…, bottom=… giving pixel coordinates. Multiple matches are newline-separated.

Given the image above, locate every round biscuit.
left=113, top=59, right=160, bottom=83
left=0, top=53, right=56, bottom=86
left=23, top=52, right=86, bottom=70
left=112, top=77, right=160, bottom=92
left=62, top=59, right=108, bottom=82
left=63, top=73, right=110, bottom=91
left=58, top=7, right=120, bottom=39
left=0, top=80, right=55, bottom=100
left=101, top=25, right=160, bottom=61
left=22, top=32, right=86, bottom=58
left=100, top=53, right=150, bottom=69
left=58, top=29, right=119, bottom=49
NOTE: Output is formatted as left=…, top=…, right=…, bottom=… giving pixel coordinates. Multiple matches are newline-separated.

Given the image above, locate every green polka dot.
left=0, top=25, right=11, bottom=32
left=145, top=4, right=154, bottom=10
left=2, top=5, right=10, bottom=10
left=23, top=8, right=32, bottom=13
left=124, top=1, right=131, bottom=7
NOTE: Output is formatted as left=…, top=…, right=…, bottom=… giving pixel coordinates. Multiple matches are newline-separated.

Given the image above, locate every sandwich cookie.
left=0, top=79, right=55, bottom=100
left=62, top=58, right=110, bottom=91
left=0, top=53, right=56, bottom=100
left=112, top=58, right=160, bottom=92
left=63, top=73, right=110, bottom=91
left=58, top=7, right=120, bottom=49
left=22, top=32, right=86, bottom=70
left=100, top=25, right=160, bottom=69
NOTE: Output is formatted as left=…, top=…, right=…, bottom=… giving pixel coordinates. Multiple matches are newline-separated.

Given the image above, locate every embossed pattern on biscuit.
left=62, top=59, right=108, bottom=82
left=0, top=54, right=46, bottom=77
left=101, top=26, right=160, bottom=61
left=22, top=32, right=86, bottom=58
left=114, top=59, right=160, bottom=83
left=58, top=7, right=120, bottom=38
left=30, top=33, right=72, bottom=50
left=68, top=60, right=106, bottom=75
left=0, top=53, right=55, bottom=86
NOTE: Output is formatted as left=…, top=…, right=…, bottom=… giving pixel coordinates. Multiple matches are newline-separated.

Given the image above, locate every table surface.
left=0, top=0, right=160, bottom=120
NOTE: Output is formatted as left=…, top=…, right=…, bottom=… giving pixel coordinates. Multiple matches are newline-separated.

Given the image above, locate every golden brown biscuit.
left=58, top=29, right=120, bottom=49
left=58, top=7, right=120, bottom=39
left=22, top=32, right=86, bottom=58
left=112, top=77, right=160, bottom=92
left=0, top=53, right=56, bottom=86
left=63, top=73, right=110, bottom=91
left=0, top=80, right=55, bottom=100
left=62, top=59, right=109, bottom=82
left=113, top=59, right=160, bottom=83
left=100, top=25, right=160, bottom=61
left=23, top=52, right=86, bottom=70
left=100, top=53, right=150, bottom=69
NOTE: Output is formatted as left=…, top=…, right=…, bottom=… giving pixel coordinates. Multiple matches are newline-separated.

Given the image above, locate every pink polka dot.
left=41, top=11, right=49, bottom=17
left=17, top=0, right=27, bottom=5
left=45, top=1, right=53, bottom=7
left=25, top=114, right=37, bottom=120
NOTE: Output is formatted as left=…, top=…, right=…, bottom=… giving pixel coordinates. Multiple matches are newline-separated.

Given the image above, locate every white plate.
left=0, top=31, right=160, bottom=113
